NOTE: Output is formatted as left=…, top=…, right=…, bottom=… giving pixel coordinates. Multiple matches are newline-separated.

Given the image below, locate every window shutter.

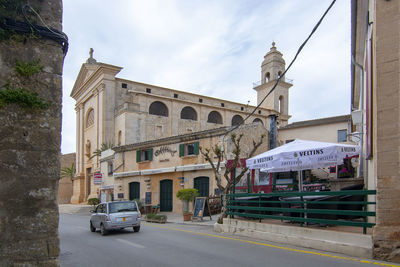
left=136, top=150, right=141, bottom=162
left=194, top=141, right=199, bottom=155
left=149, top=148, right=153, bottom=161
left=179, top=144, right=184, bottom=157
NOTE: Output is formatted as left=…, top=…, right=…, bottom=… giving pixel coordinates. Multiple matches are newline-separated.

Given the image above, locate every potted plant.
left=176, top=188, right=199, bottom=221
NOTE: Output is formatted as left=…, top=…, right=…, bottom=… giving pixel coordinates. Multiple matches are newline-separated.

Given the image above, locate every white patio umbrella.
left=246, top=139, right=360, bottom=190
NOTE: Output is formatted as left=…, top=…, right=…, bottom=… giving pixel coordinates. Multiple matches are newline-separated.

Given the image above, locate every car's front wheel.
left=90, top=222, right=96, bottom=232
left=133, top=226, right=140, bottom=232
left=100, top=224, right=108, bottom=236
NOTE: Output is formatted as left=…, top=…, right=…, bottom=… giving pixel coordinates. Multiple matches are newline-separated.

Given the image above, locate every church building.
left=70, top=43, right=292, bottom=204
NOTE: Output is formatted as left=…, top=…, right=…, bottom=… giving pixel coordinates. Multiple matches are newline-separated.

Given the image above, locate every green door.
left=160, top=179, right=173, bottom=211
left=129, top=182, right=140, bottom=200
left=194, top=177, right=209, bottom=197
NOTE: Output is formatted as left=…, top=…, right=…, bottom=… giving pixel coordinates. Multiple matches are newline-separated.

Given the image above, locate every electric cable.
left=225, top=0, right=336, bottom=136
left=0, top=4, right=69, bottom=55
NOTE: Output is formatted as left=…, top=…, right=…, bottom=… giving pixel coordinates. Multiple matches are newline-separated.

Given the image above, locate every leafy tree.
left=60, top=163, right=75, bottom=180
left=200, top=132, right=265, bottom=223
left=176, top=188, right=199, bottom=214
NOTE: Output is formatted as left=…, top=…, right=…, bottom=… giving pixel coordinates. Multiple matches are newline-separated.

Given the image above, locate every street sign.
left=93, top=172, right=102, bottom=184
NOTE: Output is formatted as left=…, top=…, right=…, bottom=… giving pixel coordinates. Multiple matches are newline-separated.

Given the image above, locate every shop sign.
left=93, top=172, right=102, bottom=184
left=154, top=145, right=177, bottom=157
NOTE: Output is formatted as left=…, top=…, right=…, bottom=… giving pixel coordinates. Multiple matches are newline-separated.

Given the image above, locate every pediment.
left=70, top=62, right=122, bottom=99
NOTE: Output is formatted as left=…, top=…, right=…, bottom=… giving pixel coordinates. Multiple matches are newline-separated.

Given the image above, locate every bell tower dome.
left=254, top=42, right=292, bottom=125
left=261, top=41, right=285, bottom=83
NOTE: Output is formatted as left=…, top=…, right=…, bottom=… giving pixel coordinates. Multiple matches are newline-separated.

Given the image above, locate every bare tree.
left=200, top=132, right=265, bottom=223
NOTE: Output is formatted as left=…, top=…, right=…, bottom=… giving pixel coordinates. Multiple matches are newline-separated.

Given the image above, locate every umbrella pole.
left=299, top=170, right=305, bottom=226
left=298, top=171, right=302, bottom=192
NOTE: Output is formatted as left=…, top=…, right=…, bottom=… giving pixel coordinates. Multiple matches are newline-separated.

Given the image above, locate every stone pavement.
left=58, top=204, right=219, bottom=226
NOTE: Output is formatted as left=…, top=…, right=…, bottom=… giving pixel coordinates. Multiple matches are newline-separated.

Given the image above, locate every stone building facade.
left=70, top=44, right=292, bottom=204
left=108, top=123, right=268, bottom=213
left=351, top=0, right=400, bottom=262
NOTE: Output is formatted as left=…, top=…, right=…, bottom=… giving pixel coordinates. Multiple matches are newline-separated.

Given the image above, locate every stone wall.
left=372, top=0, right=400, bottom=263
left=0, top=1, right=64, bottom=266
left=58, top=153, right=75, bottom=204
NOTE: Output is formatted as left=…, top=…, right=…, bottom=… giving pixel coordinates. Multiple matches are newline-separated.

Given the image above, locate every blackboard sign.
left=145, top=192, right=151, bottom=204
left=192, top=197, right=211, bottom=221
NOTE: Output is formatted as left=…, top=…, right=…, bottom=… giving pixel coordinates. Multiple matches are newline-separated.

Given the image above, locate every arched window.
left=265, top=72, right=270, bottom=83
left=86, top=109, right=94, bottom=128
left=231, top=115, right=244, bottom=126
left=207, top=111, right=223, bottom=124
left=279, top=95, right=284, bottom=113
left=253, top=118, right=263, bottom=125
left=180, top=106, right=197, bottom=121
left=149, top=101, right=168, bottom=117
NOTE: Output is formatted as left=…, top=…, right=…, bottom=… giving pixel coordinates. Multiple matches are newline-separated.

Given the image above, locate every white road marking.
left=77, top=226, right=87, bottom=231
left=116, top=238, right=146, bottom=249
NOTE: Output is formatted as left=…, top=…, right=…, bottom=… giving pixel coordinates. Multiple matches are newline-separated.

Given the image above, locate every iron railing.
left=252, top=77, right=294, bottom=88
left=226, top=190, right=376, bottom=234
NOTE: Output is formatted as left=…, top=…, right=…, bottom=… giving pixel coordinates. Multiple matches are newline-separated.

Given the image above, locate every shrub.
left=88, top=198, right=100, bottom=206
left=146, top=214, right=167, bottom=221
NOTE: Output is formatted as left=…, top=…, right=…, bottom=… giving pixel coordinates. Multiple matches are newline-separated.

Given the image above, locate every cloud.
left=61, top=0, right=350, bottom=154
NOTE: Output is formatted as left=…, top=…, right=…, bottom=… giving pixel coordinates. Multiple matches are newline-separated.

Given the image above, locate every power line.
left=0, top=4, right=69, bottom=55
left=226, top=0, right=336, bottom=136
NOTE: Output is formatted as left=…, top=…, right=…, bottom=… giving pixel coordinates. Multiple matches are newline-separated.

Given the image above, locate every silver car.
left=90, top=201, right=141, bottom=235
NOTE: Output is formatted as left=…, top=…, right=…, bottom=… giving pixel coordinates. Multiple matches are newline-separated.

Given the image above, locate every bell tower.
left=254, top=42, right=292, bottom=125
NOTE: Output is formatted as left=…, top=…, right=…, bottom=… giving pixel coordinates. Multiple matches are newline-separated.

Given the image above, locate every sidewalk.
left=157, top=212, right=219, bottom=226
left=59, top=204, right=92, bottom=214
left=59, top=204, right=219, bottom=226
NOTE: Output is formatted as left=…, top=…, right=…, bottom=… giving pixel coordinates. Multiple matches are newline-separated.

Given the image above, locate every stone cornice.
left=114, top=126, right=231, bottom=152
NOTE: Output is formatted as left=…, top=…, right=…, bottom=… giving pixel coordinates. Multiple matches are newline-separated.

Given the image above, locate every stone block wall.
left=0, top=1, right=64, bottom=265
left=372, top=0, right=400, bottom=263
left=58, top=153, right=75, bottom=204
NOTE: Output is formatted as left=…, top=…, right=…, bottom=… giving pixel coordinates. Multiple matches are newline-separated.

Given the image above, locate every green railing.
left=226, top=190, right=376, bottom=234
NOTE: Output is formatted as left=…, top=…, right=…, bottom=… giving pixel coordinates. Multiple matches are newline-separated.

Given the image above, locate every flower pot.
left=183, top=213, right=192, bottom=221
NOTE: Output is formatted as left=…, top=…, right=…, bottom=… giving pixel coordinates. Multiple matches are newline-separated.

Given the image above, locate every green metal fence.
left=226, top=190, right=376, bottom=234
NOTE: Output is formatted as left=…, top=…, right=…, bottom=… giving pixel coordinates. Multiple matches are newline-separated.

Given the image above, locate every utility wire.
left=226, top=0, right=336, bottom=136
left=0, top=4, right=69, bottom=55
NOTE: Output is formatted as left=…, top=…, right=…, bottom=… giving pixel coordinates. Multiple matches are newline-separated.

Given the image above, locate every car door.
left=92, top=204, right=104, bottom=228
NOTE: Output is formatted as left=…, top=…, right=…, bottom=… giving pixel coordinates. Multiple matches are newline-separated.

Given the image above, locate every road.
left=59, top=213, right=397, bottom=267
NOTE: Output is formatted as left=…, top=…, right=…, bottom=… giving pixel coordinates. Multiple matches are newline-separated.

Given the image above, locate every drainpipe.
left=351, top=55, right=364, bottom=179
left=269, top=115, right=277, bottom=149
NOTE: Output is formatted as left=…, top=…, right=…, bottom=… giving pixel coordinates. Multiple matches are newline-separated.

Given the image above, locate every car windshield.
left=108, top=202, right=137, bottom=214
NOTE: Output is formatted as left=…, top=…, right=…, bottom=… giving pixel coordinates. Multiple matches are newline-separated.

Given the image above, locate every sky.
left=61, top=0, right=350, bottom=154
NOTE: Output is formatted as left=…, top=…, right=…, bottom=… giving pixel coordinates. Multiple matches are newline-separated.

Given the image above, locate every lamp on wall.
left=179, top=177, right=185, bottom=187
left=118, top=185, right=122, bottom=191
left=145, top=178, right=151, bottom=189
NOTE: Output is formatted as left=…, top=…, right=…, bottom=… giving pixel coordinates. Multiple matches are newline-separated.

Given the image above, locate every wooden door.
left=160, top=179, right=173, bottom=211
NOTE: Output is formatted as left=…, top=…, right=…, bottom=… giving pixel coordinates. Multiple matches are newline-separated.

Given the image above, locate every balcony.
left=253, top=77, right=294, bottom=89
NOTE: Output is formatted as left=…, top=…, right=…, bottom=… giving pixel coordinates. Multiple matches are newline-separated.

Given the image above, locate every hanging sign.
left=93, top=172, right=102, bottom=184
